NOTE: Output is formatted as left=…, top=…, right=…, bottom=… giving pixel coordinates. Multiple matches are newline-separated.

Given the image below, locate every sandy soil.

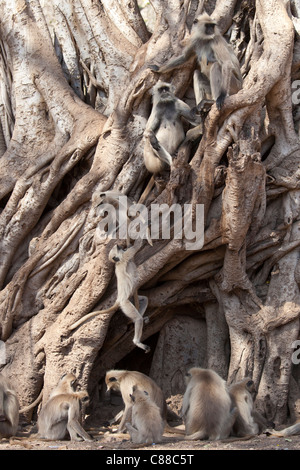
left=1, top=425, right=300, bottom=451
left=2, top=396, right=299, bottom=452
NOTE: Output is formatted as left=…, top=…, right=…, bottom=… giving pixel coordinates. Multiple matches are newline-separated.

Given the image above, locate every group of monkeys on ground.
left=68, top=13, right=243, bottom=354
left=1, top=367, right=300, bottom=445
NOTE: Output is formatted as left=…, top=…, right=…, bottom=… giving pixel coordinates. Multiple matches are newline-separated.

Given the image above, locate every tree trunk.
left=0, top=0, right=299, bottom=427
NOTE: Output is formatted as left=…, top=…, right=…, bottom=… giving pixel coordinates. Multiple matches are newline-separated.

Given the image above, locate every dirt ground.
left=1, top=395, right=300, bottom=452
left=1, top=427, right=300, bottom=451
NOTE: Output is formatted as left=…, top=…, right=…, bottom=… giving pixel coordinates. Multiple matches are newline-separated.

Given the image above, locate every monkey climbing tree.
left=0, top=0, right=299, bottom=427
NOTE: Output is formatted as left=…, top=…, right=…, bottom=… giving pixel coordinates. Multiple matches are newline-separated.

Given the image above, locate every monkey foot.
left=195, top=99, right=214, bottom=114
left=148, top=64, right=159, bottom=72
left=216, top=91, right=226, bottom=110
left=265, top=429, right=284, bottom=438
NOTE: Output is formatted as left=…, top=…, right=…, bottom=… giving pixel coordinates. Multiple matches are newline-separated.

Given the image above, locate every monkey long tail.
left=69, top=303, right=119, bottom=331
left=164, top=423, right=186, bottom=435
left=19, top=389, right=43, bottom=414
left=185, top=430, right=208, bottom=440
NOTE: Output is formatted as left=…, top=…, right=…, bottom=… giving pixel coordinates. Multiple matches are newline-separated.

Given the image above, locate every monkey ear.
left=169, top=83, right=175, bottom=94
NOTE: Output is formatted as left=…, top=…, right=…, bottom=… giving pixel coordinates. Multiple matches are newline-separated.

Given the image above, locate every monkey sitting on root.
left=140, top=80, right=200, bottom=203
left=150, top=13, right=242, bottom=112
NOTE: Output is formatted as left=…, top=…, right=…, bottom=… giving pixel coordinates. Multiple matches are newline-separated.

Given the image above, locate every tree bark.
left=0, top=0, right=299, bottom=427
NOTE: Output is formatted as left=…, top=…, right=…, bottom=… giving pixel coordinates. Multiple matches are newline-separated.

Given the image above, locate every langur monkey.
left=229, top=378, right=262, bottom=437
left=70, top=238, right=150, bottom=353
left=126, top=387, right=164, bottom=444
left=150, top=14, right=242, bottom=111
left=181, top=367, right=236, bottom=440
left=37, top=373, right=93, bottom=441
left=105, top=369, right=184, bottom=435
left=0, top=373, right=19, bottom=438
left=140, top=81, right=199, bottom=203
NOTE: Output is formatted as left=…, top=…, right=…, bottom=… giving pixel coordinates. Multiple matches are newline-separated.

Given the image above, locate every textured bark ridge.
left=0, top=0, right=299, bottom=427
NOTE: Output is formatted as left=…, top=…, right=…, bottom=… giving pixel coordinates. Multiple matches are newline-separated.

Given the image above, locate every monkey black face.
left=107, top=376, right=118, bottom=392
left=158, top=86, right=170, bottom=94
left=108, top=377, right=117, bottom=383
left=158, top=85, right=172, bottom=100
left=204, top=22, right=215, bottom=36
left=246, top=380, right=255, bottom=392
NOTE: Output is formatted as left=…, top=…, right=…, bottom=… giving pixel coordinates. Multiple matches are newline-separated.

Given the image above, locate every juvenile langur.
left=37, top=373, right=93, bottom=442
left=140, top=81, right=199, bottom=203
left=150, top=14, right=242, bottom=110
left=105, top=369, right=183, bottom=435
left=126, top=387, right=164, bottom=444
left=70, top=238, right=150, bottom=353
left=229, top=378, right=260, bottom=437
left=181, top=368, right=236, bottom=440
left=0, top=373, right=19, bottom=438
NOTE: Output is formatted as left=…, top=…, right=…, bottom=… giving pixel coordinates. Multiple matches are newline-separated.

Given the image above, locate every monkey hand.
left=185, top=125, right=203, bottom=142
left=148, top=132, right=161, bottom=152
left=216, top=91, right=227, bottom=110
left=148, top=64, right=160, bottom=72
left=195, top=99, right=214, bottom=115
